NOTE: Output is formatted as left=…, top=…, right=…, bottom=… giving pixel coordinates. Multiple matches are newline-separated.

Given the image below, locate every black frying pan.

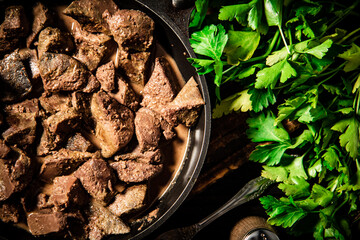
left=0, top=0, right=211, bottom=239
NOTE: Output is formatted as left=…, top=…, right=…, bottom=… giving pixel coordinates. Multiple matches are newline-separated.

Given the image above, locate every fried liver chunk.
left=91, top=91, right=134, bottom=158
left=2, top=99, right=39, bottom=148
left=95, top=61, right=116, bottom=92
left=73, top=27, right=115, bottom=71
left=39, top=149, right=94, bottom=181
left=74, top=158, right=115, bottom=203
left=63, top=0, right=118, bottom=33
left=162, top=77, right=205, bottom=127
left=103, top=9, right=154, bottom=51
left=87, top=201, right=130, bottom=240
left=48, top=175, right=87, bottom=210
left=37, top=27, right=74, bottom=58
left=0, top=50, right=33, bottom=102
left=110, top=160, right=162, bottom=183
left=26, top=2, right=53, bottom=47
left=65, top=132, right=95, bottom=152
left=0, top=6, right=28, bottom=39
left=39, top=52, right=99, bottom=93
left=134, top=107, right=161, bottom=152
left=39, top=92, right=72, bottom=115
left=27, top=210, right=67, bottom=236
left=117, top=51, right=152, bottom=87
left=0, top=201, right=21, bottom=223
left=0, top=147, right=32, bottom=201
left=114, top=148, right=162, bottom=164
left=141, top=57, right=178, bottom=112
left=108, top=184, right=147, bottom=217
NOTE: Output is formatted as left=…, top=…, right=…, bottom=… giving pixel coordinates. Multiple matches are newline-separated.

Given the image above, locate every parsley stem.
left=279, top=26, right=290, bottom=54
left=338, top=27, right=360, bottom=44
left=243, top=30, right=280, bottom=64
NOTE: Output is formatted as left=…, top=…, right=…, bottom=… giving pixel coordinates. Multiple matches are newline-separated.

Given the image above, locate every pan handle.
left=135, top=0, right=194, bottom=37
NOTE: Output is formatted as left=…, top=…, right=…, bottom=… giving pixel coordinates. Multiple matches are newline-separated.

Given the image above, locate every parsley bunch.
left=188, top=0, right=360, bottom=239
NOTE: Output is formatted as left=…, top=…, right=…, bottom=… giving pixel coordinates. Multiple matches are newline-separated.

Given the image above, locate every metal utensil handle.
left=197, top=176, right=274, bottom=230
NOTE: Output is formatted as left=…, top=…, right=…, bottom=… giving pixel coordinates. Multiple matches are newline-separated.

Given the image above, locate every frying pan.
left=0, top=0, right=211, bottom=239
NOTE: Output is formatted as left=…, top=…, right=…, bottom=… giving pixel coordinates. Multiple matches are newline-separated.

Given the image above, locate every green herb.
left=189, top=0, right=360, bottom=239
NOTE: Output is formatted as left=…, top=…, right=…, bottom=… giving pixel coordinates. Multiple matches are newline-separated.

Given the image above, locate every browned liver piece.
left=48, top=175, right=87, bottom=210
left=39, top=92, right=72, bottom=114
left=141, top=57, right=179, bottom=112
left=87, top=201, right=130, bottom=240
left=27, top=210, right=67, bottom=236
left=115, top=148, right=162, bottom=164
left=162, top=77, right=205, bottom=127
left=39, top=52, right=99, bottom=93
left=2, top=98, right=39, bottom=148
left=40, top=149, right=94, bottom=181
left=26, top=2, right=54, bottom=48
left=108, top=184, right=147, bottom=217
left=91, top=91, right=134, bottom=158
left=112, top=75, right=139, bottom=111
left=0, top=201, right=21, bottom=223
left=0, top=50, right=33, bottom=102
left=96, top=61, right=116, bottom=92
left=74, top=158, right=115, bottom=203
left=134, top=107, right=161, bottom=152
left=65, top=132, right=95, bottom=152
left=110, top=160, right=163, bottom=183
left=37, top=27, right=74, bottom=58
left=103, top=9, right=154, bottom=52
left=0, top=146, right=32, bottom=201
left=117, top=51, right=152, bottom=87
left=72, top=26, right=115, bottom=71
left=0, top=6, right=28, bottom=39
left=63, top=0, right=118, bottom=33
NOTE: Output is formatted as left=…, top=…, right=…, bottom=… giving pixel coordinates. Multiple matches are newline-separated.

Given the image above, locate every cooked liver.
left=39, top=149, right=94, bottom=181
left=66, top=132, right=95, bottom=152
left=87, top=201, right=130, bottom=240
left=0, top=147, right=32, bottom=201
left=27, top=210, right=67, bottom=236
left=141, top=57, right=179, bottom=111
left=63, top=0, right=118, bottom=33
left=39, top=52, right=98, bottom=92
left=73, top=27, right=115, bottom=72
left=110, top=160, right=163, bottom=183
left=162, top=77, right=205, bottom=127
left=96, top=61, right=116, bottom=92
left=48, top=175, right=87, bottom=210
left=2, top=99, right=39, bottom=148
left=103, top=9, right=154, bottom=51
left=91, top=91, right=134, bottom=158
left=0, top=6, right=28, bottom=39
left=37, top=27, right=74, bottom=58
left=108, top=184, right=147, bottom=216
left=26, top=2, right=53, bottom=48
left=0, top=201, right=21, bottom=223
left=117, top=50, right=152, bottom=86
left=74, top=158, right=115, bottom=203
left=115, top=148, right=162, bottom=164
left=135, top=107, right=161, bottom=152
left=0, top=50, right=32, bottom=102
left=112, top=75, right=139, bottom=111
left=39, top=92, right=72, bottom=114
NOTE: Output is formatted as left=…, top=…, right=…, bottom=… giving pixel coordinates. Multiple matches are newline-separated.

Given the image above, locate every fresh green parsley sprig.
left=188, top=0, right=360, bottom=239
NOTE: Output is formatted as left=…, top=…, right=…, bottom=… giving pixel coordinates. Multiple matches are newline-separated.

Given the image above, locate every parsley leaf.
left=247, top=111, right=290, bottom=142
left=338, top=43, right=360, bottom=72
left=212, top=89, right=252, bottom=118
left=224, top=30, right=261, bottom=64
left=255, top=59, right=297, bottom=89
left=331, top=117, right=360, bottom=159
left=260, top=195, right=308, bottom=228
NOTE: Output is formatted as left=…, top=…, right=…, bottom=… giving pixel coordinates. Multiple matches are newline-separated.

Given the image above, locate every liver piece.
left=27, top=210, right=67, bottom=236
left=74, top=158, right=115, bottom=203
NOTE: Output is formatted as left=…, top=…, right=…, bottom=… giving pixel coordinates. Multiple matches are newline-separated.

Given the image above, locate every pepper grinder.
left=230, top=216, right=280, bottom=240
